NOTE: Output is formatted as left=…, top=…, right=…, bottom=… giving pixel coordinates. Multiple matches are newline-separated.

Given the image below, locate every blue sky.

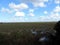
left=0, top=0, right=60, bottom=22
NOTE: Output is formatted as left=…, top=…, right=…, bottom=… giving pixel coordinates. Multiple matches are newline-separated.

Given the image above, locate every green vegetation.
left=0, top=22, right=57, bottom=45
left=0, top=22, right=56, bottom=32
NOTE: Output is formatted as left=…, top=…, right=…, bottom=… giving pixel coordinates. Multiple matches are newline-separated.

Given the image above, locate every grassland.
left=0, top=22, right=57, bottom=45
left=0, top=22, right=56, bottom=32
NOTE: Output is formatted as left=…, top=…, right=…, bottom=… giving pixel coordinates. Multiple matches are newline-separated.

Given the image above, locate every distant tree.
left=54, top=21, right=60, bottom=32
left=53, top=21, right=60, bottom=45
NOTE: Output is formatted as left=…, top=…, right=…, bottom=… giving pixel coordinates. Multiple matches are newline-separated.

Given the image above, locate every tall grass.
left=0, top=22, right=56, bottom=45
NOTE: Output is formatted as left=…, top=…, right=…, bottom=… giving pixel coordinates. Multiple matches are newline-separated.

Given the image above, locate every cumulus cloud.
left=31, top=0, right=48, bottom=7
left=15, top=11, right=25, bottom=16
left=49, top=5, right=60, bottom=20
left=55, top=0, right=60, bottom=4
left=28, top=9, right=35, bottom=16
left=23, top=0, right=48, bottom=3
left=29, top=13, right=35, bottom=16
left=50, top=13, right=60, bottom=18
left=44, top=11, right=48, bottom=14
left=39, top=5, right=60, bottom=21
left=21, top=0, right=48, bottom=7
left=39, top=14, right=60, bottom=22
left=49, top=5, right=60, bottom=21
left=53, top=5, right=60, bottom=13
left=33, top=2, right=46, bottom=7
left=1, top=8, right=13, bottom=13
left=49, top=14, right=60, bottom=21
left=9, top=3, right=29, bottom=11
left=39, top=16, right=51, bottom=22
left=29, top=9, right=34, bottom=13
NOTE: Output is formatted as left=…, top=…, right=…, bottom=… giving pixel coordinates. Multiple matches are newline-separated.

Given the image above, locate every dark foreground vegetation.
left=0, top=22, right=57, bottom=45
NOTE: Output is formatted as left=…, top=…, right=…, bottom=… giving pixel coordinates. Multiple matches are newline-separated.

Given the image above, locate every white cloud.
left=49, top=13, right=60, bottom=21
left=29, top=9, right=34, bottom=13
left=15, top=11, right=25, bottom=16
left=1, top=8, right=13, bottom=13
left=50, top=13, right=60, bottom=18
left=29, top=13, right=35, bottom=16
left=28, top=9, right=35, bottom=16
left=39, top=6, right=60, bottom=22
left=9, top=3, right=29, bottom=11
left=30, top=0, right=48, bottom=3
left=21, top=0, right=48, bottom=7
left=48, top=5, right=60, bottom=21
left=39, top=14, right=60, bottom=22
left=44, top=11, right=48, bottom=14
left=33, top=2, right=46, bottom=7
left=39, top=16, right=51, bottom=21
left=30, top=0, right=48, bottom=7
left=55, top=0, right=60, bottom=4
left=53, top=5, right=60, bottom=13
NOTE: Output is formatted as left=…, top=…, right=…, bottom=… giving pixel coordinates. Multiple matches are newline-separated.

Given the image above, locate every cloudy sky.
left=0, top=0, right=60, bottom=22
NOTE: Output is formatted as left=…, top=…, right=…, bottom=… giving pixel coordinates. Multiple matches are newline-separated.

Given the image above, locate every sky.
left=0, top=0, right=60, bottom=22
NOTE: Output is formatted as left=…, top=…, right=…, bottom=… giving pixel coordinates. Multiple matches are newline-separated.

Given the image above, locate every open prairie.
left=0, top=22, right=56, bottom=33
left=0, top=22, right=57, bottom=45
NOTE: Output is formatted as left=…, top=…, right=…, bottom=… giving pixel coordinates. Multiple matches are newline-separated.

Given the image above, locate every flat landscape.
left=0, top=22, right=57, bottom=45
left=0, top=22, right=56, bottom=32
